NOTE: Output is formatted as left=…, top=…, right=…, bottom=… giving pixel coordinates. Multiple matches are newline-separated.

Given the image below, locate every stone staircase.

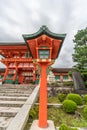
left=0, top=84, right=35, bottom=130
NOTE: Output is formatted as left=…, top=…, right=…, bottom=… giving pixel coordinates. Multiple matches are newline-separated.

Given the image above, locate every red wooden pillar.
left=33, top=69, right=36, bottom=82
left=38, top=63, right=48, bottom=128
left=13, top=63, right=18, bottom=82
left=3, top=67, right=8, bottom=81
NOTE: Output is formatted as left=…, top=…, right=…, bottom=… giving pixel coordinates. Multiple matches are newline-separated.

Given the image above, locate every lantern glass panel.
left=39, top=50, right=50, bottom=59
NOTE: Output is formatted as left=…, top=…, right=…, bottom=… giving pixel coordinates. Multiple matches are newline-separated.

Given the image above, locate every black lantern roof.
left=22, top=26, right=66, bottom=59
left=22, top=25, right=66, bottom=41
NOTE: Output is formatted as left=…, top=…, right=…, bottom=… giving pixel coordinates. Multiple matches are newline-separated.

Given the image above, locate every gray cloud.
left=0, top=0, right=87, bottom=68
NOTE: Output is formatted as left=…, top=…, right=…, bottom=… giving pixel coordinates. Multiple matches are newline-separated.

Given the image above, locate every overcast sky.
left=0, top=0, right=87, bottom=68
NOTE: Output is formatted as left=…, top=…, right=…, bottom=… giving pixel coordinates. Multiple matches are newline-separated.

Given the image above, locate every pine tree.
left=72, top=28, right=87, bottom=85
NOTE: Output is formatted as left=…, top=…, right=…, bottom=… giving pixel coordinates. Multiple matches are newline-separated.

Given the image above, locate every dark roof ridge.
left=22, top=25, right=66, bottom=40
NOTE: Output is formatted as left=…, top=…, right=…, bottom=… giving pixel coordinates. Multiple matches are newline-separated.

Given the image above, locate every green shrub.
left=67, top=93, right=82, bottom=105
left=59, top=124, right=69, bottom=130
left=83, top=94, right=87, bottom=102
left=59, top=124, right=78, bottom=130
left=58, top=93, right=66, bottom=102
left=83, top=106, right=87, bottom=119
left=63, top=100, right=77, bottom=114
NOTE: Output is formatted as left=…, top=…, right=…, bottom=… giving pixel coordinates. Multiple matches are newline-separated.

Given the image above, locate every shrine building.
left=0, top=43, right=37, bottom=84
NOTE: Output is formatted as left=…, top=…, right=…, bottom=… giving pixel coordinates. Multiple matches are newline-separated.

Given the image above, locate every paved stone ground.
left=0, top=84, right=35, bottom=130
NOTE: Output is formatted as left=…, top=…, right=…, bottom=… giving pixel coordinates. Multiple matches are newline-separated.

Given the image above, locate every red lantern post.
left=23, top=26, right=66, bottom=128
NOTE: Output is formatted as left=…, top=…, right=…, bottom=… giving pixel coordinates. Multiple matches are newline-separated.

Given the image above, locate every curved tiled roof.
left=23, top=26, right=66, bottom=59
left=52, top=68, right=72, bottom=73
left=23, top=25, right=66, bottom=40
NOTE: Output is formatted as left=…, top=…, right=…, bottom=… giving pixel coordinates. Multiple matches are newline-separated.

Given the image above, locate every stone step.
left=0, top=85, right=34, bottom=89
left=0, top=91, right=31, bottom=94
left=0, top=107, right=20, bottom=117
left=0, top=100, right=25, bottom=107
left=0, top=85, right=35, bottom=89
left=0, top=93, right=30, bottom=97
left=6, top=85, right=40, bottom=130
left=0, top=117, right=13, bottom=130
left=0, top=87, right=33, bottom=91
left=0, top=96, right=27, bottom=101
left=0, top=84, right=36, bottom=130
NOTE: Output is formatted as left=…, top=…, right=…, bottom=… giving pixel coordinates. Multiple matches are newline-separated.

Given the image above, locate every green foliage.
left=68, top=71, right=72, bottom=77
left=25, top=105, right=87, bottom=130
left=48, top=106, right=87, bottom=127
left=63, top=100, right=77, bottom=114
left=67, top=93, right=82, bottom=105
left=83, top=106, right=87, bottom=119
left=59, top=124, right=78, bottom=130
left=48, top=96, right=60, bottom=103
left=63, top=81, right=73, bottom=86
left=83, top=95, right=87, bottom=102
left=24, top=106, right=39, bottom=130
left=81, top=69, right=87, bottom=81
left=59, top=124, right=69, bottom=130
left=29, top=106, right=39, bottom=120
left=85, top=81, right=87, bottom=87
left=58, top=93, right=66, bottom=102
left=72, top=28, right=87, bottom=83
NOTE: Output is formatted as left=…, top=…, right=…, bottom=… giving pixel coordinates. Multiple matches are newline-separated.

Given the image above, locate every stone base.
left=30, top=120, right=56, bottom=130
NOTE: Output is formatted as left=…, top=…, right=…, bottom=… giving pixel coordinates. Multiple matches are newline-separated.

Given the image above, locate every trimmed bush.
left=63, top=100, right=77, bottom=114
left=83, top=106, right=87, bottom=119
left=58, top=93, right=66, bottom=102
left=59, top=124, right=69, bottom=130
left=67, top=93, right=82, bottom=105
left=59, top=124, right=78, bottom=130
left=84, top=94, right=87, bottom=102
